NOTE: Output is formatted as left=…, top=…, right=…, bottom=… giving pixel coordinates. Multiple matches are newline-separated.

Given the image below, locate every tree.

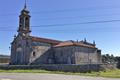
left=102, top=54, right=115, bottom=63
left=114, top=57, right=120, bottom=69
left=102, top=54, right=120, bottom=69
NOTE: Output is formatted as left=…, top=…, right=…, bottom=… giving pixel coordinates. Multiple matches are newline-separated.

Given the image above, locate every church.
left=10, top=4, right=102, bottom=65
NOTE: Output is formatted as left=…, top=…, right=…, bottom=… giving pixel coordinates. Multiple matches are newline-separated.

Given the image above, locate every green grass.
left=0, top=69, right=120, bottom=78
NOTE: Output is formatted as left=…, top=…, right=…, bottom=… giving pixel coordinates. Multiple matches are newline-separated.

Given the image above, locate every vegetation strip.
left=0, top=69, right=120, bottom=78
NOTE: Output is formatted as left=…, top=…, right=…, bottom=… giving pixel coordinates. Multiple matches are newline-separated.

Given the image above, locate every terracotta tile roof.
left=54, top=41, right=96, bottom=48
left=30, top=36, right=62, bottom=45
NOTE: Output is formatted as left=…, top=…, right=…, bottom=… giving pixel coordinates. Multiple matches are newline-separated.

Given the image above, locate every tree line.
left=102, top=54, right=120, bottom=68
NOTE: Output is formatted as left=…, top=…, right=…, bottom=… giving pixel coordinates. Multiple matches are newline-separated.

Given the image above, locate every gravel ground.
left=0, top=73, right=120, bottom=80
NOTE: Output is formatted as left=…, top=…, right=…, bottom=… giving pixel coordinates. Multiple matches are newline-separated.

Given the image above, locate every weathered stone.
left=10, top=4, right=102, bottom=68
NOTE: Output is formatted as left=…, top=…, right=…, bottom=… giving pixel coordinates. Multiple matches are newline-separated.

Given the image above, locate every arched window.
left=25, top=17, right=29, bottom=27
left=33, top=52, right=36, bottom=57
left=19, top=18, right=22, bottom=26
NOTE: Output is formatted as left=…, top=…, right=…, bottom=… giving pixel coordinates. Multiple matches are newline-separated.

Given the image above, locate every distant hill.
left=0, top=54, right=10, bottom=63
left=0, top=54, right=10, bottom=58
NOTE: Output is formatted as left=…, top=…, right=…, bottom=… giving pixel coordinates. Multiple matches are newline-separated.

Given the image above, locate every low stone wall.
left=0, top=64, right=102, bottom=72
left=100, top=63, right=117, bottom=70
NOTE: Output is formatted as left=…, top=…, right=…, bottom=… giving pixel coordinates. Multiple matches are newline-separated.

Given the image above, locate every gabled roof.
left=30, top=36, right=62, bottom=45
left=54, top=41, right=96, bottom=48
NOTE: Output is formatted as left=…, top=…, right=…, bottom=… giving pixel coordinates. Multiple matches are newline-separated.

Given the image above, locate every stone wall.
left=54, top=46, right=101, bottom=64
left=30, top=41, right=52, bottom=64
left=11, top=35, right=32, bottom=65
left=0, top=64, right=101, bottom=72
left=100, top=63, right=117, bottom=70
left=54, top=46, right=75, bottom=64
left=74, top=46, right=101, bottom=64
left=11, top=36, right=102, bottom=65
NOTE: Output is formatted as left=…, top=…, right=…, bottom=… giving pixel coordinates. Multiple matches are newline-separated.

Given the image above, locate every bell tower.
left=18, top=1, right=31, bottom=36
left=11, top=0, right=32, bottom=65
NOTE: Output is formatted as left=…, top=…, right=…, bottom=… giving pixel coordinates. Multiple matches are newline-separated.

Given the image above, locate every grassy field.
left=0, top=69, right=120, bottom=78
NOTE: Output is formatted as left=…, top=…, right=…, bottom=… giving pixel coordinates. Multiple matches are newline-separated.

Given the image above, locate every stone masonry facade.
left=10, top=5, right=102, bottom=65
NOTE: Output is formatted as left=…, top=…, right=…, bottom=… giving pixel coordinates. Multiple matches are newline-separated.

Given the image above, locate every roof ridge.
left=30, top=36, right=62, bottom=45
left=30, top=36, right=62, bottom=42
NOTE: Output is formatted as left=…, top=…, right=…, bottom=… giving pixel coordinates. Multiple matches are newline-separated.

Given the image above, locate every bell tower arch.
left=18, top=1, right=31, bottom=36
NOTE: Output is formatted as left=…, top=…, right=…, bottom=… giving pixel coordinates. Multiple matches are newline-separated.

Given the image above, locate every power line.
left=32, top=19, right=120, bottom=27
left=1, top=28, right=119, bottom=33
left=0, top=5, right=120, bottom=16
left=0, top=28, right=119, bottom=32
left=31, top=6, right=120, bottom=14
left=32, top=13, right=120, bottom=21
left=0, top=19, right=120, bottom=28
left=0, top=13, right=120, bottom=23
left=0, top=12, right=120, bottom=24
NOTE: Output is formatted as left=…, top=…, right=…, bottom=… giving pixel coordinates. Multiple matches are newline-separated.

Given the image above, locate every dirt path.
left=0, top=73, right=120, bottom=80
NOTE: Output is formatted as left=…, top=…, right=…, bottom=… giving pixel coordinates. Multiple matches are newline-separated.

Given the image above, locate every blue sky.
left=0, top=0, right=120, bottom=56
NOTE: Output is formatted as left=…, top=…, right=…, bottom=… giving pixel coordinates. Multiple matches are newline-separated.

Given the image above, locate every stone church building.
left=10, top=5, right=102, bottom=65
